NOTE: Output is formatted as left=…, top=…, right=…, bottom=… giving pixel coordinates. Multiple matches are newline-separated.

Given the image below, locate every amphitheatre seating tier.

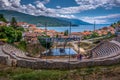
left=2, top=44, right=27, bottom=57
left=2, top=44, right=37, bottom=60
left=91, top=40, right=120, bottom=58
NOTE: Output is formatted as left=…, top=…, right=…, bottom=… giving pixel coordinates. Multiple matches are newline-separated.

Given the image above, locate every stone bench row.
left=3, top=44, right=27, bottom=58
left=2, top=44, right=39, bottom=61
left=92, top=41, right=120, bottom=58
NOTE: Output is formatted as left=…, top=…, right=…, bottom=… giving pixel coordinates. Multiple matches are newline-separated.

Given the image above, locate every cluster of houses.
left=17, top=22, right=58, bottom=43
left=71, top=26, right=115, bottom=38
left=94, top=27, right=115, bottom=36
left=0, top=21, right=10, bottom=26
left=0, top=21, right=119, bottom=44
left=21, top=23, right=116, bottom=43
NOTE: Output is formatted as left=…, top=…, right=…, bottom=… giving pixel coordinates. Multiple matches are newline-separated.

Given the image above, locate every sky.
left=0, top=0, right=120, bottom=24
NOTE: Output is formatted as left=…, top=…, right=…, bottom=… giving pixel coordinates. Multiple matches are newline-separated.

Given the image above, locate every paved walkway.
left=71, top=41, right=86, bottom=54
left=81, top=36, right=105, bottom=43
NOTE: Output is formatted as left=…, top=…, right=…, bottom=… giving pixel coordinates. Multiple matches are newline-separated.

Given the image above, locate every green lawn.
left=0, top=64, right=120, bottom=80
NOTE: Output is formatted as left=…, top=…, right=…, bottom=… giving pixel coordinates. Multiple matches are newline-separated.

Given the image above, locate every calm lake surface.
left=38, top=24, right=110, bottom=32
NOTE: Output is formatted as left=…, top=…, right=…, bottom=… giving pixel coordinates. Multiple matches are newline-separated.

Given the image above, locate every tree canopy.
left=0, top=26, right=22, bottom=43
left=64, top=30, right=69, bottom=36
left=11, top=17, right=17, bottom=28
left=38, top=36, right=53, bottom=49
left=111, top=20, right=120, bottom=28
left=0, top=14, right=7, bottom=22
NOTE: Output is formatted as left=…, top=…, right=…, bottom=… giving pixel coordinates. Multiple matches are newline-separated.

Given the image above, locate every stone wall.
left=16, top=59, right=69, bottom=69
left=0, top=56, right=8, bottom=65
left=16, top=56, right=120, bottom=69
left=0, top=55, right=119, bottom=69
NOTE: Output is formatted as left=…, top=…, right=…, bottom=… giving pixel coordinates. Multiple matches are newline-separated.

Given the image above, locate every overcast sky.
left=0, top=0, right=120, bottom=24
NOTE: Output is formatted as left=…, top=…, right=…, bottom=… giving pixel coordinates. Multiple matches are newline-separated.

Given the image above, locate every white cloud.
left=0, top=0, right=120, bottom=19
left=81, top=17, right=107, bottom=24
left=75, top=0, right=120, bottom=9
left=81, top=14, right=120, bottom=24
left=43, top=0, right=50, bottom=4
left=10, top=0, right=21, bottom=8
left=56, top=6, right=61, bottom=9
left=95, top=14, right=120, bottom=19
left=35, top=1, right=46, bottom=9
left=57, top=14, right=76, bottom=19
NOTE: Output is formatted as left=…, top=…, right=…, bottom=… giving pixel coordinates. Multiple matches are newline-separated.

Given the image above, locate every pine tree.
left=11, top=17, right=17, bottom=28
left=0, top=14, right=4, bottom=18
left=0, top=14, right=7, bottom=22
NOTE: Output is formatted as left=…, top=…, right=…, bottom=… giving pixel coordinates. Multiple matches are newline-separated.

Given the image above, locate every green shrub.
left=16, top=41, right=27, bottom=51
left=0, top=26, right=22, bottom=43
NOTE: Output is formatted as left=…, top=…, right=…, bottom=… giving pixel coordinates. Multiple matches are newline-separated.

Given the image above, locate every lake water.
left=38, top=24, right=110, bottom=32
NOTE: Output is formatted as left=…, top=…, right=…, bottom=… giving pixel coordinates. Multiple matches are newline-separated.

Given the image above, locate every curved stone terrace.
left=0, top=39, right=120, bottom=69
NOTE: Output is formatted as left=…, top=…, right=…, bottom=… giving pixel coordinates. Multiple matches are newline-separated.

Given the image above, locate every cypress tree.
left=11, top=17, right=17, bottom=28
left=0, top=14, right=7, bottom=22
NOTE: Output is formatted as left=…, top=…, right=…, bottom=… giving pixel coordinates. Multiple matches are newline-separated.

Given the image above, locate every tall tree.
left=0, top=14, right=4, bottom=19
left=11, top=17, right=17, bottom=28
left=38, top=36, right=53, bottom=49
left=0, top=14, right=7, bottom=22
left=64, top=30, right=69, bottom=36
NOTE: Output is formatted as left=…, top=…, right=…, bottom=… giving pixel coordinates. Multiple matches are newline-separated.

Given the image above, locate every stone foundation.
left=0, top=56, right=8, bottom=65
left=15, top=56, right=120, bottom=69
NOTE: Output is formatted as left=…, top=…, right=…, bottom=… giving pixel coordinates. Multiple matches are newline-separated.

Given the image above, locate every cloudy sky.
left=0, top=0, right=120, bottom=24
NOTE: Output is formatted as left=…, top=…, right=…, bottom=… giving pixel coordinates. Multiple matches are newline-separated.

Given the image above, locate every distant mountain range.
left=0, top=10, right=91, bottom=26
left=59, top=18, right=92, bottom=26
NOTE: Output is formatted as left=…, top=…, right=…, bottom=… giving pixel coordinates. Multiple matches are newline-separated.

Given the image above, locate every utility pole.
left=94, top=21, right=96, bottom=32
left=68, top=22, right=71, bottom=70
left=45, top=22, right=47, bottom=68
left=93, top=21, right=96, bottom=41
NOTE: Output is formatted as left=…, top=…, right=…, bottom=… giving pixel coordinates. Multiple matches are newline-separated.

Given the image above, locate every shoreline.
left=37, top=24, right=110, bottom=32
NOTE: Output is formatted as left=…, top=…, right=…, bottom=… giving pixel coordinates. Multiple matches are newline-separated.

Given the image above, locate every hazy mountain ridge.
left=59, top=18, right=92, bottom=25
left=0, top=10, right=91, bottom=26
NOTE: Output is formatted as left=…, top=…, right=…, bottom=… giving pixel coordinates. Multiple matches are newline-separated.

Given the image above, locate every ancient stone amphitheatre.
left=0, top=37, right=120, bottom=69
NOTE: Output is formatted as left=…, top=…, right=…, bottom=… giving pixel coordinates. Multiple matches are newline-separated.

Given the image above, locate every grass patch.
left=14, top=41, right=27, bottom=52
left=0, top=64, right=120, bottom=80
left=13, top=70, right=68, bottom=80
left=79, top=42, right=96, bottom=50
